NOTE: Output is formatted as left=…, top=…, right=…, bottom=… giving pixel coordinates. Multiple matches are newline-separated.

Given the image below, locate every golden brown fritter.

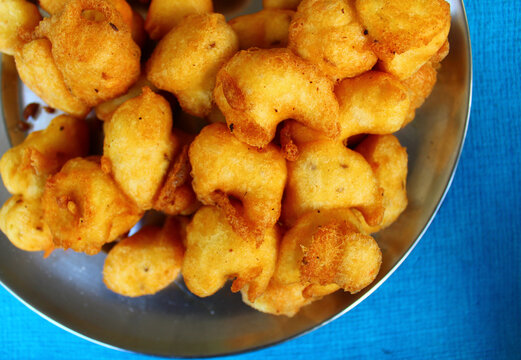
left=355, top=134, right=408, bottom=232
left=277, top=208, right=382, bottom=294
left=34, top=0, right=141, bottom=106
left=189, top=123, right=287, bottom=245
left=40, top=0, right=133, bottom=27
left=39, top=0, right=145, bottom=46
left=15, top=39, right=91, bottom=117
left=0, top=0, right=41, bottom=55
left=263, top=0, right=301, bottom=10
left=284, top=71, right=410, bottom=152
left=356, top=0, right=450, bottom=79
left=214, top=48, right=340, bottom=148
left=183, top=206, right=279, bottom=301
left=241, top=280, right=337, bottom=317
left=146, top=13, right=238, bottom=118
left=229, top=9, right=294, bottom=50
left=401, top=62, right=438, bottom=126
left=0, top=115, right=89, bottom=199
left=42, top=157, right=142, bottom=255
left=153, top=130, right=200, bottom=216
left=0, top=195, right=54, bottom=253
left=288, top=0, right=377, bottom=81
left=103, top=87, right=176, bottom=210
left=95, top=75, right=156, bottom=122
left=103, top=218, right=184, bottom=297
left=144, top=0, right=213, bottom=40
left=282, top=139, right=384, bottom=227
left=336, top=71, right=410, bottom=139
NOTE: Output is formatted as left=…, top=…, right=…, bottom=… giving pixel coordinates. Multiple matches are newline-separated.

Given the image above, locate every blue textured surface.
left=1, top=1, right=520, bottom=359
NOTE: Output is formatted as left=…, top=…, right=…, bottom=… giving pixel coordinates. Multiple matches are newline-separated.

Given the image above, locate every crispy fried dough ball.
left=15, top=39, right=91, bottom=117
left=355, top=135, right=407, bottom=232
left=146, top=13, right=238, bottom=118
left=189, top=123, right=287, bottom=244
left=263, top=0, right=301, bottom=10
left=430, top=39, right=449, bottom=67
left=401, top=62, right=437, bottom=127
left=242, top=280, right=335, bottom=317
left=95, top=75, right=155, bottom=121
left=34, top=0, right=141, bottom=107
left=42, top=157, right=142, bottom=255
left=0, top=195, right=54, bottom=253
left=40, top=0, right=145, bottom=46
left=103, top=87, right=176, bottom=210
left=214, top=48, right=340, bottom=148
left=277, top=208, right=381, bottom=294
left=144, top=0, right=213, bottom=40
left=103, top=218, right=184, bottom=297
left=336, top=71, right=410, bottom=139
left=229, top=9, right=294, bottom=50
left=288, top=0, right=377, bottom=82
left=355, top=0, right=450, bottom=80
left=282, top=140, right=383, bottom=227
left=0, top=0, right=41, bottom=55
left=0, top=115, right=89, bottom=199
left=281, top=71, right=410, bottom=159
left=153, top=130, right=200, bottom=216
left=183, top=206, right=279, bottom=301
left=40, top=0, right=133, bottom=26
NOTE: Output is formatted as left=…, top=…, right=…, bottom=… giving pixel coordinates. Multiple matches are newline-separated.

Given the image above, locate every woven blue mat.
left=1, top=1, right=520, bottom=359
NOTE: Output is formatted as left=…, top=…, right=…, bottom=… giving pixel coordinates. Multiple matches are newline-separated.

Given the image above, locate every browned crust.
left=153, top=145, right=199, bottom=215
left=280, top=122, right=300, bottom=161
left=209, top=191, right=264, bottom=247
left=301, top=221, right=351, bottom=285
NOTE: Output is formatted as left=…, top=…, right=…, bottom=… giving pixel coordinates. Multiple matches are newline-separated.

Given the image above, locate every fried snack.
left=229, top=9, right=294, bottom=50
left=189, top=123, right=287, bottom=244
left=40, top=0, right=145, bottom=46
left=282, top=139, right=383, bottom=227
left=214, top=48, right=340, bottom=148
left=153, top=131, right=200, bottom=216
left=34, top=0, right=141, bottom=107
left=401, top=62, right=437, bottom=127
left=263, top=0, right=301, bottom=10
left=336, top=71, right=410, bottom=139
left=95, top=74, right=155, bottom=121
left=183, top=206, right=279, bottom=301
left=103, top=87, right=175, bottom=210
left=0, top=0, right=41, bottom=55
left=144, top=0, right=213, bottom=40
left=288, top=0, right=377, bottom=82
left=430, top=39, right=449, bottom=68
left=146, top=13, right=238, bottom=118
left=42, top=157, right=142, bottom=255
left=241, top=280, right=336, bottom=317
left=282, top=71, right=410, bottom=155
left=355, top=0, right=450, bottom=80
left=40, top=0, right=133, bottom=26
left=103, top=218, right=184, bottom=297
left=276, top=208, right=382, bottom=294
left=355, top=134, right=407, bottom=233
left=38, top=0, right=148, bottom=46
left=15, top=39, right=91, bottom=117
left=0, top=195, right=54, bottom=253
left=0, top=115, right=89, bottom=199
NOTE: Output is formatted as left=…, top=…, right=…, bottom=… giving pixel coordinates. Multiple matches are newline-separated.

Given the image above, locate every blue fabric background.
left=1, top=1, right=520, bottom=359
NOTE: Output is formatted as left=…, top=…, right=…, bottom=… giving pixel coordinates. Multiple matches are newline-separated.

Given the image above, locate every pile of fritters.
left=0, top=0, right=450, bottom=316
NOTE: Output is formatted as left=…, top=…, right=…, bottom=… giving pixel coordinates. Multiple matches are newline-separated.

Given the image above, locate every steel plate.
left=0, top=0, right=472, bottom=357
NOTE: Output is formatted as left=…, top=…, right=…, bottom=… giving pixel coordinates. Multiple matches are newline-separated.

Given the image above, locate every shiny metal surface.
left=0, top=0, right=471, bottom=357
